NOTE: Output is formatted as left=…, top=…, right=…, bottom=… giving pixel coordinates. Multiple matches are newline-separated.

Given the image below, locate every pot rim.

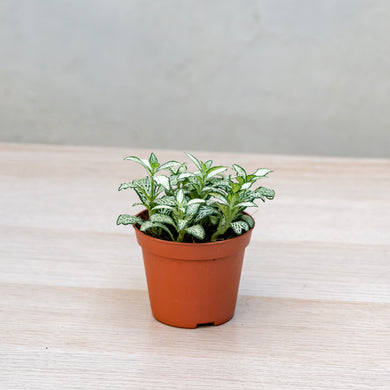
left=133, top=209, right=255, bottom=248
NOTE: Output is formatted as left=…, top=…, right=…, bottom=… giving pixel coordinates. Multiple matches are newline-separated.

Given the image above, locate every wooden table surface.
left=0, top=143, right=389, bottom=389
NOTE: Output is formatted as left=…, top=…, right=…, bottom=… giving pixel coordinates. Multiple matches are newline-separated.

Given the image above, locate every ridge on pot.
left=117, top=152, right=275, bottom=328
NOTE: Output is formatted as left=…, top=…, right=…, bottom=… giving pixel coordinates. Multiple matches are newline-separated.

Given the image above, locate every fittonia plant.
left=117, top=153, right=275, bottom=242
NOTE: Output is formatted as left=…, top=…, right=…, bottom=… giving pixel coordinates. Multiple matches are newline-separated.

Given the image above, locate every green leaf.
left=185, top=225, right=205, bottom=240
left=231, top=182, right=241, bottom=193
left=116, top=214, right=143, bottom=226
left=185, top=152, right=202, bottom=171
left=209, top=215, right=219, bottom=225
left=150, top=213, right=176, bottom=227
left=254, top=168, right=272, bottom=177
left=240, top=214, right=254, bottom=229
left=230, top=221, right=249, bottom=235
left=233, top=164, right=247, bottom=179
left=149, top=153, right=159, bottom=169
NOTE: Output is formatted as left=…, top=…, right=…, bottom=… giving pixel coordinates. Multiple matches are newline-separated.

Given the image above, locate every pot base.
left=152, top=312, right=235, bottom=329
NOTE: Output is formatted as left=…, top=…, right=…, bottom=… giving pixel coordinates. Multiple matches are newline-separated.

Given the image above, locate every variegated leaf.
left=194, top=206, right=218, bottom=222
left=185, top=152, right=202, bottom=170
left=233, top=164, right=247, bottom=178
left=205, top=160, right=213, bottom=170
left=150, top=213, right=176, bottom=227
left=241, top=182, right=253, bottom=190
left=116, top=214, right=143, bottom=226
left=186, top=203, right=200, bottom=216
left=254, top=187, right=275, bottom=200
left=210, top=193, right=228, bottom=205
left=206, top=166, right=228, bottom=179
left=177, top=219, right=189, bottom=231
left=152, top=204, right=174, bottom=211
left=254, top=168, right=272, bottom=177
left=176, top=189, right=185, bottom=204
left=118, top=182, right=134, bottom=191
left=230, top=221, right=249, bottom=235
left=240, top=214, right=255, bottom=229
left=178, top=172, right=193, bottom=181
left=154, top=196, right=175, bottom=206
left=237, top=201, right=258, bottom=208
left=124, top=156, right=152, bottom=171
left=185, top=225, right=205, bottom=240
left=140, top=221, right=174, bottom=240
left=187, top=198, right=206, bottom=205
left=157, top=161, right=180, bottom=171
left=154, top=175, right=170, bottom=190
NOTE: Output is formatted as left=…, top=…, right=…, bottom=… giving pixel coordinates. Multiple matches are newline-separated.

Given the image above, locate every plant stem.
left=177, top=230, right=185, bottom=242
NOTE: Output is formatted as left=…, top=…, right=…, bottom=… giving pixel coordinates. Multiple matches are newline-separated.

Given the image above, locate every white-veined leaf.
left=177, top=219, right=189, bottom=231
left=186, top=203, right=200, bottom=216
left=118, top=182, right=134, bottom=191
left=150, top=213, right=176, bottom=227
left=205, top=160, right=213, bottom=169
left=134, top=188, right=148, bottom=203
left=254, top=168, right=272, bottom=177
left=152, top=204, right=175, bottom=211
left=185, top=152, right=202, bottom=170
left=240, top=214, right=254, bottom=229
left=187, top=198, right=206, bottom=205
left=154, top=196, right=175, bottom=206
left=176, top=189, right=185, bottom=204
left=210, top=193, right=228, bottom=205
left=233, top=164, right=247, bottom=178
left=194, top=206, right=218, bottom=222
left=206, top=166, right=228, bottom=179
left=140, top=221, right=175, bottom=240
left=116, top=214, right=143, bottom=226
left=124, top=156, right=151, bottom=171
left=254, top=187, right=275, bottom=200
left=185, top=225, right=205, bottom=240
left=241, top=182, right=253, bottom=190
left=141, top=158, right=152, bottom=169
left=157, top=161, right=179, bottom=171
left=230, top=221, right=249, bottom=235
left=154, top=175, right=170, bottom=190
left=178, top=172, right=193, bottom=181
left=237, top=201, right=258, bottom=208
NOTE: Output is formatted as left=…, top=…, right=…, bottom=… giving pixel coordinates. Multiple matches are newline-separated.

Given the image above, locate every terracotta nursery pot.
left=134, top=210, right=254, bottom=328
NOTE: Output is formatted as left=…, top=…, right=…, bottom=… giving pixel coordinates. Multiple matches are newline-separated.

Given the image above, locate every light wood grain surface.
left=0, top=143, right=389, bottom=389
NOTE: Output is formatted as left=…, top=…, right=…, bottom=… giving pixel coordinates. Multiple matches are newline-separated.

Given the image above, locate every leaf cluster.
left=117, top=153, right=275, bottom=242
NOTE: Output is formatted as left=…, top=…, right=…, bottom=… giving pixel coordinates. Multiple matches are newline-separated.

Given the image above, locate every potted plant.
left=117, top=152, right=275, bottom=328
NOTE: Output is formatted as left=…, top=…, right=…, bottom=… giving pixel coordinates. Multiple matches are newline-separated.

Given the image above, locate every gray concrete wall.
left=1, top=0, right=389, bottom=158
